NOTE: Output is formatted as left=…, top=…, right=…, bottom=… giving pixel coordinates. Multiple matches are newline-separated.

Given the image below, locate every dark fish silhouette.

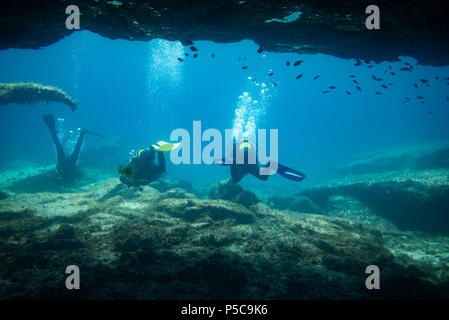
left=417, top=96, right=424, bottom=100
left=272, top=82, right=278, bottom=87
left=381, top=84, right=388, bottom=89
left=313, top=75, right=320, bottom=80
left=391, top=72, right=396, bottom=76
left=389, top=66, right=392, bottom=70
left=286, top=61, right=290, bottom=66
left=372, top=75, right=382, bottom=81
left=356, top=86, right=362, bottom=92
left=293, top=60, right=303, bottom=67
left=375, top=92, right=382, bottom=95
left=346, top=91, right=352, bottom=95
left=368, top=65, right=374, bottom=69
left=405, top=62, right=411, bottom=66
left=257, top=45, right=263, bottom=54
left=421, top=79, right=430, bottom=87
left=400, top=67, right=410, bottom=71
left=349, top=75, right=356, bottom=78
left=435, top=76, right=439, bottom=80
left=322, top=90, right=330, bottom=94
left=242, top=66, right=248, bottom=70
left=193, top=54, right=198, bottom=58
left=211, top=53, right=215, bottom=58
left=329, top=86, right=336, bottom=89
left=189, top=46, right=198, bottom=52
left=295, top=74, right=303, bottom=80
left=354, top=59, right=362, bottom=66
left=185, top=53, right=189, bottom=56
left=413, top=83, right=418, bottom=88
left=177, top=57, right=184, bottom=62
left=267, top=71, right=274, bottom=76
left=353, top=79, right=359, bottom=84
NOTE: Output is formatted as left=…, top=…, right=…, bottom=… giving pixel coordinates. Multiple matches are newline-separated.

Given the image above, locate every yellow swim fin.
left=152, top=141, right=181, bottom=152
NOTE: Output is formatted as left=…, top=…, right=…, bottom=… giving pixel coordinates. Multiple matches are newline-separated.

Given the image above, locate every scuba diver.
left=216, top=138, right=306, bottom=183
left=118, top=141, right=179, bottom=187
left=43, top=113, right=104, bottom=181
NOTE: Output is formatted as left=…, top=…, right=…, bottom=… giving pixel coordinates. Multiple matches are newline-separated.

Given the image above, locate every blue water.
left=1, top=31, right=448, bottom=192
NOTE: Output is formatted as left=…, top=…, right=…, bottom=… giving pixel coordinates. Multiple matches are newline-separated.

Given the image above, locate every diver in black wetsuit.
left=118, top=147, right=166, bottom=187
left=217, top=138, right=306, bottom=183
left=43, top=113, right=103, bottom=181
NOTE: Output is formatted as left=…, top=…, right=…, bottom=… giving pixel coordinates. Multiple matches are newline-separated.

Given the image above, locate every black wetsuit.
left=230, top=145, right=269, bottom=183
left=43, top=114, right=86, bottom=180
left=120, top=148, right=166, bottom=187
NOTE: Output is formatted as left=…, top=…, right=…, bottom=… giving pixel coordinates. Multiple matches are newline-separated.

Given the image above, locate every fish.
left=267, top=71, right=274, bottom=76
left=417, top=96, right=424, bottom=100
left=381, top=84, right=388, bottom=89
left=293, top=60, right=303, bottom=66
left=372, top=75, right=382, bottom=81
left=389, top=66, right=392, bottom=70
left=346, top=91, right=352, bottom=95
left=177, top=57, right=184, bottom=62
left=184, top=53, right=189, bottom=56
left=375, top=92, right=382, bottom=95
left=427, top=111, right=434, bottom=115
left=421, top=79, right=430, bottom=87
left=400, top=67, right=410, bottom=71
left=272, top=81, right=278, bottom=87
left=353, top=79, right=359, bottom=84
left=252, top=78, right=256, bottom=83
left=435, top=76, right=439, bottom=80
left=242, top=66, right=248, bottom=70
left=354, top=59, right=362, bottom=66
left=211, top=53, right=215, bottom=58
left=413, top=83, right=418, bottom=88
left=356, top=86, right=362, bottom=92
left=349, top=75, right=356, bottom=78
left=189, top=46, right=198, bottom=52
left=193, top=54, right=198, bottom=58
left=368, top=65, right=374, bottom=69
left=313, top=75, right=320, bottom=80
left=257, top=45, right=263, bottom=54
left=329, top=86, right=336, bottom=89
left=322, top=90, right=330, bottom=94
left=286, top=61, right=290, bottom=66
left=295, top=74, right=303, bottom=80
left=391, top=72, right=396, bottom=76
left=405, top=62, right=411, bottom=66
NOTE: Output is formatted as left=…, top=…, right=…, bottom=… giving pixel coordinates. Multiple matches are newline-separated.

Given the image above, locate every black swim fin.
left=276, top=163, right=306, bottom=182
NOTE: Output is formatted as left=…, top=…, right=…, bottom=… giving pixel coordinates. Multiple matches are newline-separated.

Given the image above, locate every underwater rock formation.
left=0, top=177, right=448, bottom=299
left=268, top=195, right=320, bottom=213
left=0, top=191, right=8, bottom=201
left=298, top=169, right=449, bottom=234
left=209, top=179, right=260, bottom=207
left=0, top=1, right=448, bottom=65
left=335, top=143, right=449, bottom=176
left=0, top=83, right=78, bottom=111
